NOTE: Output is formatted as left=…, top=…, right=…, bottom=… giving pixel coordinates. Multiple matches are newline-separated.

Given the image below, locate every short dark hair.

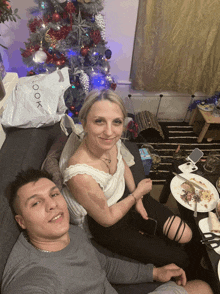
left=9, top=168, right=53, bottom=215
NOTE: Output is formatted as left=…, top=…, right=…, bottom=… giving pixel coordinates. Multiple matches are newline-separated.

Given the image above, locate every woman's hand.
left=135, top=199, right=148, bottom=220
left=136, top=178, right=152, bottom=197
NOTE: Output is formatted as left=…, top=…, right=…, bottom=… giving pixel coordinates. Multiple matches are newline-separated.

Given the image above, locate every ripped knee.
left=163, top=215, right=192, bottom=243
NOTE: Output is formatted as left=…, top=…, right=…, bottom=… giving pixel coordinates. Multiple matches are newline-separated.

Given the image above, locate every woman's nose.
left=104, top=123, right=113, bottom=136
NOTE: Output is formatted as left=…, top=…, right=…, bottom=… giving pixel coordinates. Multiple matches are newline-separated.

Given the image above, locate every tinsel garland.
left=188, top=92, right=220, bottom=111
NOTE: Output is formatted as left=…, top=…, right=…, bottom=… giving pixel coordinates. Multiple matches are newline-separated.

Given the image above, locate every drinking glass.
left=203, top=152, right=220, bottom=173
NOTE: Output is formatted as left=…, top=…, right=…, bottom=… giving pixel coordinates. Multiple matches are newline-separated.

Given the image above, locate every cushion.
left=41, top=133, right=68, bottom=190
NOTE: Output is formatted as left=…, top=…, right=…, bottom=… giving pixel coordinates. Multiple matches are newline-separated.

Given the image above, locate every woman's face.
left=83, top=100, right=124, bottom=150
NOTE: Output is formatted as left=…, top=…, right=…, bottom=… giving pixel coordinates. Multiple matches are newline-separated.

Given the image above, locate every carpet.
left=135, top=122, right=220, bottom=185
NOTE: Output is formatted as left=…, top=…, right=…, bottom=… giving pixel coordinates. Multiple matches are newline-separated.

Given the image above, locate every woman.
left=61, top=89, right=192, bottom=268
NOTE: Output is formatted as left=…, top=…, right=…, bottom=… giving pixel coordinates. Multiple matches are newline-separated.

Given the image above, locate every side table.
left=0, top=72, right=19, bottom=149
left=189, top=107, right=220, bottom=143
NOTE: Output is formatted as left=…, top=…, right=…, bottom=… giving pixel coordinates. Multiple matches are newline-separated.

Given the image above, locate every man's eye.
left=52, top=192, right=59, bottom=197
left=32, top=201, right=39, bottom=207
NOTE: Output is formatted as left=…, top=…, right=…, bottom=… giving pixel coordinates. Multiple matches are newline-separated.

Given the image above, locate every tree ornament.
left=95, top=13, right=106, bottom=40
left=52, top=12, right=61, bottom=22
left=79, top=70, right=90, bottom=94
left=27, top=70, right=35, bottom=76
left=28, top=18, right=43, bottom=33
left=101, top=59, right=110, bottom=74
left=105, top=74, right=113, bottom=83
left=65, top=2, right=76, bottom=13
left=77, top=0, right=92, bottom=3
left=90, top=30, right=101, bottom=45
left=105, top=49, right=112, bottom=59
left=110, top=83, right=117, bottom=90
left=80, top=46, right=89, bottom=56
left=69, top=105, right=75, bottom=111
left=33, top=47, right=47, bottom=63
left=57, top=0, right=67, bottom=3
left=75, top=111, right=79, bottom=116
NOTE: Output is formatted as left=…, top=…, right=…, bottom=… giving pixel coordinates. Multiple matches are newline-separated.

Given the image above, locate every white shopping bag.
left=0, top=67, right=70, bottom=128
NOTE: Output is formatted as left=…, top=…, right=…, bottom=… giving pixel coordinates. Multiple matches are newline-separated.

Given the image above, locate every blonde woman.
left=61, top=89, right=192, bottom=269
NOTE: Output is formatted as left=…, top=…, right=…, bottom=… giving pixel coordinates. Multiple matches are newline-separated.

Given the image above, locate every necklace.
left=85, top=139, right=111, bottom=172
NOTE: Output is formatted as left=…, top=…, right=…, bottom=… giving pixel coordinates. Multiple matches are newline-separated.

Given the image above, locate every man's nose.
left=46, top=197, right=57, bottom=211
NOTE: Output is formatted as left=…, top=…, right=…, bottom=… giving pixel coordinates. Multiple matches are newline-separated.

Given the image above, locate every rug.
left=135, top=122, right=220, bottom=184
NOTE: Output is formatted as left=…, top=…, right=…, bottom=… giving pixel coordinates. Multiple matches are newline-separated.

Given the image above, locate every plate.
left=217, top=177, right=220, bottom=194
left=218, top=260, right=220, bottom=281
left=199, top=218, right=220, bottom=255
left=197, top=104, right=215, bottom=112
left=170, top=173, right=219, bottom=212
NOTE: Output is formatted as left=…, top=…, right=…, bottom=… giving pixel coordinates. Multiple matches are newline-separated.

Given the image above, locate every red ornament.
left=69, top=105, right=75, bottom=111
left=75, top=81, right=80, bottom=87
left=80, top=46, right=89, bottom=56
left=65, top=2, right=76, bottom=13
left=27, top=70, right=35, bottom=76
left=110, top=83, right=117, bottom=90
left=52, top=12, right=61, bottom=22
left=75, top=111, right=79, bottom=116
left=90, top=30, right=101, bottom=45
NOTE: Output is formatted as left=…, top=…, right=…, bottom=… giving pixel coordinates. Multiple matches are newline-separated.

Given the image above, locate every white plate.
left=217, top=177, right=220, bottom=194
left=218, top=260, right=220, bottom=281
left=170, top=173, right=219, bottom=212
left=199, top=218, right=220, bottom=255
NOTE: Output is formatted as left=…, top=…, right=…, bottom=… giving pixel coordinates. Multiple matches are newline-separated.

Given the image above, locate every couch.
left=0, top=122, right=161, bottom=293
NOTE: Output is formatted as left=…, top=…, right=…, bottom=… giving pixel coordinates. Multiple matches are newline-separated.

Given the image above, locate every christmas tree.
left=20, top=0, right=116, bottom=120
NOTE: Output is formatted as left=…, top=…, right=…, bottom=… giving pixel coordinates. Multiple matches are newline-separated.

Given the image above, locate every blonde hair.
left=79, top=89, right=127, bottom=125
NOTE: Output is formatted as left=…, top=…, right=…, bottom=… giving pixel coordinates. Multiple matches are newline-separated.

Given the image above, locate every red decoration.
left=27, top=70, right=35, bottom=76
left=75, top=111, right=79, bottom=116
left=3, top=1, right=11, bottom=9
left=90, top=30, right=101, bottom=45
left=80, top=46, right=89, bottom=56
left=110, top=83, right=117, bottom=90
left=48, top=26, right=71, bottom=41
left=65, top=2, right=76, bottom=13
left=69, top=105, right=75, bottom=111
left=52, top=12, right=61, bottom=22
left=28, top=18, right=43, bottom=33
left=45, top=52, right=67, bottom=66
left=21, top=45, right=40, bottom=58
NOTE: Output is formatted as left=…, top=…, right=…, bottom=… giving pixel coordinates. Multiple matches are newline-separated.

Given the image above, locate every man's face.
left=15, top=178, right=70, bottom=244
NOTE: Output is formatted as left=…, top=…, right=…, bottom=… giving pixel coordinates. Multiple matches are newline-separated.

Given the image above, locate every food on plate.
left=208, top=212, right=220, bottom=233
left=180, top=181, right=199, bottom=205
left=199, top=189, right=214, bottom=203
left=190, top=177, right=207, bottom=189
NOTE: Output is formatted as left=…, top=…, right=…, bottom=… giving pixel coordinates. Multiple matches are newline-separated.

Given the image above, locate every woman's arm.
left=123, top=159, right=152, bottom=220
left=66, top=173, right=149, bottom=227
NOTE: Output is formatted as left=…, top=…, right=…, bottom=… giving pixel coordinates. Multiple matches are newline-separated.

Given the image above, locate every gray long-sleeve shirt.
left=1, top=225, right=187, bottom=294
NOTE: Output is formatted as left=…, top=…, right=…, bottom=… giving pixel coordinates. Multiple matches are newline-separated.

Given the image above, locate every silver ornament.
left=79, top=70, right=90, bottom=94
left=105, top=74, right=113, bottom=83
left=57, top=0, right=67, bottom=3
left=33, top=47, right=47, bottom=63
left=102, top=60, right=110, bottom=74
left=95, top=13, right=105, bottom=40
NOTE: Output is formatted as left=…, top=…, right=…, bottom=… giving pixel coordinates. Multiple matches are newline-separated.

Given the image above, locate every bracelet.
left=130, top=193, right=137, bottom=203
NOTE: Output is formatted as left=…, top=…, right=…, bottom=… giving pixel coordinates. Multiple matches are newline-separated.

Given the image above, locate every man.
left=1, top=169, right=213, bottom=294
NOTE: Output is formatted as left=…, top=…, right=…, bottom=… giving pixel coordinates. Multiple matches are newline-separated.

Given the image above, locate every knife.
left=172, top=172, right=205, bottom=190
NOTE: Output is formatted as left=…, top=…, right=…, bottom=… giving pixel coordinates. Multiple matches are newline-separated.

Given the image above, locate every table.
left=172, top=160, right=220, bottom=293
left=189, top=107, right=220, bottom=143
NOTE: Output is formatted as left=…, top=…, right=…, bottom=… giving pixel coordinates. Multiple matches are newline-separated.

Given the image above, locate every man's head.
left=10, top=169, right=70, bottom=247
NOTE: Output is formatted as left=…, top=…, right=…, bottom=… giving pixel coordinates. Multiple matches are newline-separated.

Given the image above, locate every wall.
left=0, top=0, right=205, bottom=122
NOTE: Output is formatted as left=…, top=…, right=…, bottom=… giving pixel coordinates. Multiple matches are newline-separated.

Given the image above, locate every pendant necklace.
left=85, top=139, right=111, bottom=172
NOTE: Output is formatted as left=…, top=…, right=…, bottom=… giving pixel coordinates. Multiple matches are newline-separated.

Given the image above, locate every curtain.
left=130, top=0, right=220, bottom=95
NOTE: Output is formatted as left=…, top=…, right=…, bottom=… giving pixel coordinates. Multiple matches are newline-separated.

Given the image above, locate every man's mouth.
left=49, top=213, right=63, bottom=222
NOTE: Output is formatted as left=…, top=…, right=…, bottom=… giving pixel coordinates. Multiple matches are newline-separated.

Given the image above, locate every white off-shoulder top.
left=62, top=140, right=125, bottom=228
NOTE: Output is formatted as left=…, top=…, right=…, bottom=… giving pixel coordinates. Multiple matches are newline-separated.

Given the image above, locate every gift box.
left=139, top=148, right=152, bottom=175
left=0, top=53, right=6, bottom=80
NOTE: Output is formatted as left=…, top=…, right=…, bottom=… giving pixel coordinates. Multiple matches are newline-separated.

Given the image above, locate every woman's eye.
left=114, top=119, right=123, bottom=125
left=95, top=119, right=103, bottom=124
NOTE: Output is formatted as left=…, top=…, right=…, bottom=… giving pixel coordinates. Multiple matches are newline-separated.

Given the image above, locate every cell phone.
left=132, top=212, right=157, bottom=236
left=187, top=148, right=204, bottom=164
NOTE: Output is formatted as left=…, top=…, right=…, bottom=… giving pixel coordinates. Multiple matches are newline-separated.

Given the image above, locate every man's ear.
left=15, top=215, right=27, bottom=230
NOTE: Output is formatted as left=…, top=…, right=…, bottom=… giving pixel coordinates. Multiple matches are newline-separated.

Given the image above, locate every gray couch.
left=0, top=123, right=161, bottom=294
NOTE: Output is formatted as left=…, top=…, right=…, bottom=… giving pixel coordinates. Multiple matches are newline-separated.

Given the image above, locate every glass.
left=203, top=152, right=220, bottom=173
left=0, top=76, right=6, bottom=100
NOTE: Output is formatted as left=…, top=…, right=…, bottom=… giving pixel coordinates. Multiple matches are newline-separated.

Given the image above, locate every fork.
left=200, top=232, right=220, bottom=249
